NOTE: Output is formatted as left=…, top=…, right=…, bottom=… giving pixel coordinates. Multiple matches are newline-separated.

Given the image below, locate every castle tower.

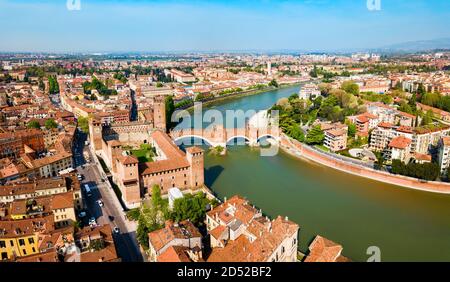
left=186, top=146, right=204, bottom=188
left=89, top=118, right=103, bottom=151
left=117, top=155, right=141, bottom=207
left=153, top=96, right=166, bottom=132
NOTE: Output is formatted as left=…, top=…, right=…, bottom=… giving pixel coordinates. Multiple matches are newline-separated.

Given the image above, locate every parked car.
left=89, top=217, right=97, bottom=227
left=97, top=200, right=104, bottom=207
left=78, top=211, right=87, bottom=218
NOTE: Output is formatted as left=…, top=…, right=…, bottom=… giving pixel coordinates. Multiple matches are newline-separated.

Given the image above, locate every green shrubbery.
left=391, top=160, right=440, bottom=181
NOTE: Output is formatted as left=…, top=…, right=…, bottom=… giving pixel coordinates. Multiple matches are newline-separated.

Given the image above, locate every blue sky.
left=0, top=0, right=449, bottom=52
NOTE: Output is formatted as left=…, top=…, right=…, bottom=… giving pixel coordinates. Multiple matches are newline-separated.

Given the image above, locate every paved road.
left=73, top=132, right=143, bottom=262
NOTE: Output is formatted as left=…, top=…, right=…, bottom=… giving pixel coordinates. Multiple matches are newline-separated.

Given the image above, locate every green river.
left=180, top=85, right=450, bottom=262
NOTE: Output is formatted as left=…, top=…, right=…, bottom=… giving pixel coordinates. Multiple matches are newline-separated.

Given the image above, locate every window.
left=18, top=239, right=25, bottom=246
left=282, top=246, right=285, bottom=254
left=0, top=241, right=5, bottom=248
left=28, top=238, right=34, bottom=244
left=23, top=250, right=27, bottom=255
left=9, top=240, right=14, bottom=247
left=1, top=252, right=7, bottom=260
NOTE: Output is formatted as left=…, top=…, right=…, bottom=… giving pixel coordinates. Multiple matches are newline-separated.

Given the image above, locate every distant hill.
left=377, top=38, right=450, bottom=53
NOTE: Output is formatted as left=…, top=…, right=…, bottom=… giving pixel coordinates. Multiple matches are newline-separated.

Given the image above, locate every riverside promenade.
left=279, top=134, right=450, bottom=194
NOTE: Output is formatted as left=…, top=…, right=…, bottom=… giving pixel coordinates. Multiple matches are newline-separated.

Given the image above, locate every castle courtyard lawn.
left=130, top=144, right=155, bottom=163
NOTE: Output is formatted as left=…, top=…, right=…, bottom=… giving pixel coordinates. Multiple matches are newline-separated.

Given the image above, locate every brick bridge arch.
left=170, top=123, right=280, bottom=148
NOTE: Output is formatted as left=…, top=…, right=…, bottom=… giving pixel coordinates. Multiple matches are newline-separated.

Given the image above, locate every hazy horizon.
left=1, top=0, right=450, bottom=53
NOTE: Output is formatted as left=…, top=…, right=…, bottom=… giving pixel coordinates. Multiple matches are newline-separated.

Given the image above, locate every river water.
left=181, top=85, right=450, bottom=262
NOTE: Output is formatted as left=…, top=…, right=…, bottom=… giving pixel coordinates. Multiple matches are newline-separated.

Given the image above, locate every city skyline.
left=1, top=0, right=450, bottom=53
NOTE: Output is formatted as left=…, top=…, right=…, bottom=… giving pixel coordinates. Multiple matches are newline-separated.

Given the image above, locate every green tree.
left=286, top=125, right=305, bottom=142
left=318, top=83, right=332, bottom=96
left=347, top=122, right=357, bottom=138
left=165, top=96, right=175, bottom=131
left=27, top=120, right=41, bottom=129
left=341, top=81, right=360, bottom=95
left=374, top=151, right=385, bottom=170
left=421, top=110, right=434, bottom=126
left=44, top=118, right=58, bottom=129
left=398, top=101, right=414, bottom=115
left=269, top=79, right=279, bottom=88
left=417, top=83, right=426, bottom=96
left=48, top=75, right=59, bottom=94
left=77, top=116, right=89, bottom=133
left=420, top=92, right=440, bottom=107
left=38, top=78, right=45, bottom=91
left=445, top=167, right=450, bottom=181
left=381, top=95, right=393, bottom=105
left=306, top=125, right=324, bottom=145
left=170, top=192, right=210, bottom=226
left=151, top=185, right=163, bottom=210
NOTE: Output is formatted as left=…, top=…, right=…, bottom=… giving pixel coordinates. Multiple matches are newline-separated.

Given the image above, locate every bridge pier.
left=248, top=139, right=258, bottom=147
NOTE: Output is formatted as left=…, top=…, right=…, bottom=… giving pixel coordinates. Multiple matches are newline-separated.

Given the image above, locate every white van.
left=84, top=184, right=92, bottom=197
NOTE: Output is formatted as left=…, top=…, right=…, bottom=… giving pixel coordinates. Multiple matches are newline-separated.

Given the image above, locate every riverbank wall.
left=279, top=134, right=450, bottom=194
left=177, top=81, right=309, bottom=112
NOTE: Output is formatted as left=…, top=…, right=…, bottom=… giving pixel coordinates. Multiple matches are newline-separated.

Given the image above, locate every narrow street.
left=73, top=131, right=143, bottom=262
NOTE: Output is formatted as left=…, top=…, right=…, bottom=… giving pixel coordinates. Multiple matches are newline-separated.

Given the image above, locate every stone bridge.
left=170, top=123, right=280, bottom=148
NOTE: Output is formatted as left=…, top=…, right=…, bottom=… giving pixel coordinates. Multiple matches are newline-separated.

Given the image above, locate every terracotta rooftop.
left=207, top=216, right=299, bottom=262
left=148, top=220, right=202, bottom=253
left=206, top=196, right=299, bottom=262
left=157, top=246, right=192, bottom=262
left=15, top=249, right=59, bottom=262
left=378, top=122, right=394, bottom=129
left=442, top=136, right=450, bottom=147
left=141, top=131, right=190, bottom=175
left=396, top=126, right=413, bottom=134
left=326, top=129, right=347, bottom=137
left=119, top=155, right=139, bottom=165
left=413, top=152, right=432, bottom=162
left=304, top=235, right=350, bottom=262
left=77, top=225, right=119, bottom=262
left=0, top=214, right=54, bottom=239
left=388, top=136, right=412, bottom=149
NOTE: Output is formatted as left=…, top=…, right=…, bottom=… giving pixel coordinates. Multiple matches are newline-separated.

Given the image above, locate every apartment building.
left=299, top=83, right=321, bottom=100
left=324, top=129, right=348, bottom=152
left=318, top=122, right=348, bottom=152
left=21, top=150, right=73, bottom=178
left=386, top=136, right=412, bottom=163
left=0, top=214, right=54, bottom=260
left=438, top=137, right=450, bottom=175
left=347, top=112, right=379, bottom=136
left=0, top=175, right=83, bottom=211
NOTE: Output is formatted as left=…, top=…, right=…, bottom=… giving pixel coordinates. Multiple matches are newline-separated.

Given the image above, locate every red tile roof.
left=304, top=235, right=349, bottom=262
left=378, top=122, right=394, bottom=129
left=157, top=246, right=192, bottom=262
left=388, top=136, right=412, bottom=149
